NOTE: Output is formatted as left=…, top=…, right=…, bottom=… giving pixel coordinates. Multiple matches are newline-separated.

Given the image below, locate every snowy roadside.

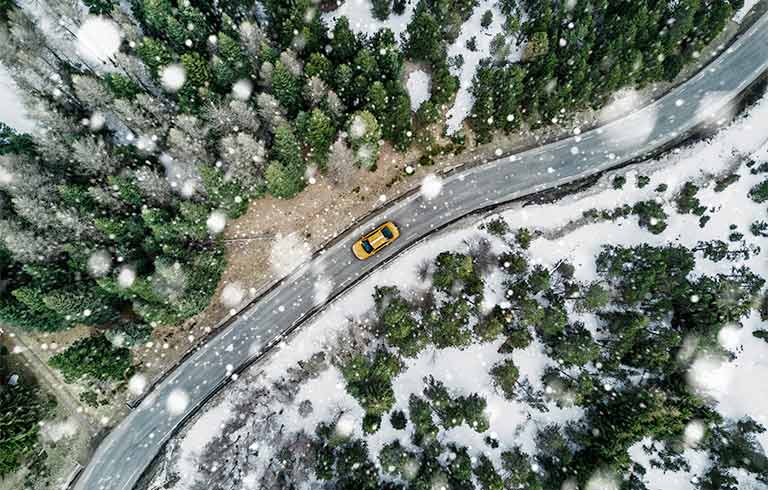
left=145, top=81, right=768, bottom=490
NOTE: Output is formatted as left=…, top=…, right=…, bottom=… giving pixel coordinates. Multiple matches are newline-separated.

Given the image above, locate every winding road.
left=75, top=12, right=768, bottom=490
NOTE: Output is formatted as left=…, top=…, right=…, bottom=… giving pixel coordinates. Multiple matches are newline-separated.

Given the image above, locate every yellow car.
left=352, top=221, right=401, bottom=260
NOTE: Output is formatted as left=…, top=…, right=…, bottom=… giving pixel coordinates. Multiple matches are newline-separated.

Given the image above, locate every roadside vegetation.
left=0, top=345, right=57, bottom=487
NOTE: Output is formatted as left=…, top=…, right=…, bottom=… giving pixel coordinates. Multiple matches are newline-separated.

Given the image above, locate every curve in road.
left=75, top=13, right=768, bottom=490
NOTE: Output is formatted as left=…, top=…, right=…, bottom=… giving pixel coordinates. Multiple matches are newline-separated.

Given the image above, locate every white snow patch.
left=221, top=282, right=245, bottom=308
left=87, top=250, right=112, bottom=277
left=313, top=276, right=333, bottom=306
left=597, top=89, right=659, bottom=151
left=0, top=64, right=34, bottom=132
left=128, top=374, right=148, bottom=395
left=687, top=353, right=732, bottom=398
left=173, top=400, right=234, bottom=488
left=321, top=0, right=417, bottom=39
left=117, top=266, right=136, bottom=289
left=683, top=420, right=706, bottom=448
left=166, top=389, right=190, bottom=416
left=406, top=70, right=431, bottom=112
left=232, top=79, right=253, bottom=100
left=629, top=439, right=710, bottom=490
left=349, top=113, right=368, bottom=139
left=206, top=210, right=227, bottom=234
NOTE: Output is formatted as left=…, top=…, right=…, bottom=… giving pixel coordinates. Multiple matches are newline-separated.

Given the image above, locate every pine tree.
left=272, top=59, right=303, bottom=117
left=266, top=124, right=306, bottom=198
left=371, top=0, right=392, bottom=20
left=347, top=111, right=382, bottom=170
left=330, top=16, right=359, bottom=63
left=403, top=1, right=444, bottom=64
left=49, top=334, right=131, bottom=383
left=0, top=382, right=56, bottom=477
left=490, top=358, right=519, bottom=399
left=305, top=108, right=335, bottom=169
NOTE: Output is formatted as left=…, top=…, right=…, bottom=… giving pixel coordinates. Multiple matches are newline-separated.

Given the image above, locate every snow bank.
left=407, top=69, right=431, bottom=112
left=173, top=400, right=234, bottom=488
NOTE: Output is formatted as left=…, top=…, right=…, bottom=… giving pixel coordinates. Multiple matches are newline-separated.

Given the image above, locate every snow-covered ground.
left=321, top=0, right=417, bottom=38
left=734, top=0, right=762, bottom=23
left=156, top=89, right=768, bottom=489
left=406, top=69, right=431, bottom=112
left=0, top=64, right=34, bottom=132
left=444, top=0, right=525, bottom=133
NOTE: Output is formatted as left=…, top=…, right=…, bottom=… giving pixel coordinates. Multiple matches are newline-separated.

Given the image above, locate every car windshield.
left=381, top=226, right=393, bottom=239
left=362, top=240, right=374, bottom=253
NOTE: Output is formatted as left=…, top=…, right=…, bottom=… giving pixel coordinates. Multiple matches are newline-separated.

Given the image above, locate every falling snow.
left=160, top=64, right=187, bottom=92
left=420, top=173, right=443, bottom=200
left=76, top=16, right=122, bottom=64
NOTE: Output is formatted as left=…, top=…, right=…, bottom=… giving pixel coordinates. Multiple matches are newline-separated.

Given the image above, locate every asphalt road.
left=75, top=13, right=768, bottom=490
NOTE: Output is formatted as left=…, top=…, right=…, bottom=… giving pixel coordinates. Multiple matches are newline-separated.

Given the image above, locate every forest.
left=0, top=0, right=748, bottom=481
left=307, top=218, right=768, bottom=489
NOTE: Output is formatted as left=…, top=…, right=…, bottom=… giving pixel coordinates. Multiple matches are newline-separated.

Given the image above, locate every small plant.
left=636, top=175, right=650, bottom=188
left=675, top=181, right=706, bottom=215
left=390, top=410, right=407, bottom=430
left=714, top=173, right=740, bottom=192
left=481, top=217, right=511, bottom=238
left=481, top=10, right=494, bottom=28
left=363, top=413, right=381, bottom=434
left=515, top=228, right=533, bottom=249
left=612, top=175, right=626, bottom=189
left=632, top=200, right=668, bottom=234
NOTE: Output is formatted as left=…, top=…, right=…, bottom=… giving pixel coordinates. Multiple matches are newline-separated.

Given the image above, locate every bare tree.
left=206, top=99, right=261, bottom=134
left=256, top=93, right=287, bottom=133
left=326, top=136, right=357, bottom=187
left=219, top=132, right=267, bottom=189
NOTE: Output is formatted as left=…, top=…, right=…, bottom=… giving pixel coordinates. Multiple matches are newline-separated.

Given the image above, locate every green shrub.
left=0, top=384, right=56, bottom=477
left=49, top=334, right=132, bottom=383
left=390, top=409, right=407, bottom=430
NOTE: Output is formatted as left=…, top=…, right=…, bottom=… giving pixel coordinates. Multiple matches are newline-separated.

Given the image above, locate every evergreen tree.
left=0, top=382, right=56, bottom=477
left=490, top=358, right=519, bottom=399
left=403, top=1, right=444, bottom=64
left=49, top=334, right=132, bottom=383
left=272, top=59, right=303, bottom=117
left=371, top=0, right=392, bottom=21
left=347, top=111, right=382, bottom=170
left=305, top=108, right=335, bottom=169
